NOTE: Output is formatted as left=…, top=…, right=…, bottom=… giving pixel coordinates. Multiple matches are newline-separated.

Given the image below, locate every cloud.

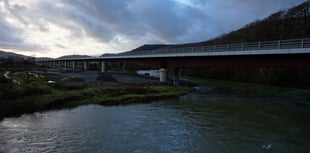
left=0, top=0, right=47, bottom=53
left=0, top=42, right=44, bottom=52
left=0, top=18, right=22, bottom=43
left=2, top=0, right=28, bottom=25
left=0, top=0, right=308, bottom=57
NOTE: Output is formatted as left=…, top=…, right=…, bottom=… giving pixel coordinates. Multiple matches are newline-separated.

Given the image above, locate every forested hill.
left=206, top=1, right=310, bottom=44
left=171, top=1, right=310, bottom=48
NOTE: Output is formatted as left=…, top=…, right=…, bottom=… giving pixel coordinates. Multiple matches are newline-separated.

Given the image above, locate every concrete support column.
left=173, top=68, right=181, bottom=86
left=72, top=61, right=76, bottom=69
left=57, top=61, right=60, bottom=68
left=83, top=61, right=88, bottom=71
left=101, top=61, right=107, bottom=73
left=159, top=68, right=168, bottom=82
left=120, top=62, right=125, bottom=72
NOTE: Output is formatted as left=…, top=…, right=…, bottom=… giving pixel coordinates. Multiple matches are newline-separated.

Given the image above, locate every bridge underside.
left=122, top=54, right=310, bottom=68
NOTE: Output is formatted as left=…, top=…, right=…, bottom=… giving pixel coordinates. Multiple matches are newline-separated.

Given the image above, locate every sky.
left=0, top=0, right=307, bottom=58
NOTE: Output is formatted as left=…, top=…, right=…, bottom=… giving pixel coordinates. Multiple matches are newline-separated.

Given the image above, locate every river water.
left=1, top=80, right=310, bottom=153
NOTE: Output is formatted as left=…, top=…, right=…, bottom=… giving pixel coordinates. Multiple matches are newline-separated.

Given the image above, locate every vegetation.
left=183, top=67, right=310, bottom=88
left=0, top=70, right=191, bottom=119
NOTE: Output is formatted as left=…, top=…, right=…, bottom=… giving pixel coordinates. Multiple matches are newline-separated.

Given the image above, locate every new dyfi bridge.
left=37, top=38, right=310, bottom=84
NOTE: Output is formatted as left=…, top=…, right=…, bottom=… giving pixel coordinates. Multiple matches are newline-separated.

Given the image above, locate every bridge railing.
left=119, top=38, right=310, bottom=56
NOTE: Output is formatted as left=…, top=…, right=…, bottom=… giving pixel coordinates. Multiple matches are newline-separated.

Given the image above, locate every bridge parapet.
left=120, top=38, right=310, bottom=56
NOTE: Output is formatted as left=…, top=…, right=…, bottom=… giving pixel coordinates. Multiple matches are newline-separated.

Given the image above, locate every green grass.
left=35, top=86, right=192, bottom=107
left=0, top=70, right=192, bottom=118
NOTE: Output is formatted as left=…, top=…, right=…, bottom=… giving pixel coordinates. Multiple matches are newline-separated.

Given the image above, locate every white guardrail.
left=121, top=38, right=310, bottom=56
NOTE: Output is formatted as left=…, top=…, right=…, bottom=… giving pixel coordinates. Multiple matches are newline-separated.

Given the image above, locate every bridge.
left=37, top=38, right=310, bottom=84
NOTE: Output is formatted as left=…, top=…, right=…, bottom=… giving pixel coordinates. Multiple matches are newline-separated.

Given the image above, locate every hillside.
left=0, top=50, right=28, bottom=59
left=205, top=1, right=310, bottom=45
left=167, top=1, right=310, bottom=48
left=57, top=55, right=91, bottom=59
left=119, top=44, right=171, bottom=55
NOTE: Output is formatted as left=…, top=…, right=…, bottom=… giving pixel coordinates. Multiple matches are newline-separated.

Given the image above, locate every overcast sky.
left=0, top=0, right=307, bottom=58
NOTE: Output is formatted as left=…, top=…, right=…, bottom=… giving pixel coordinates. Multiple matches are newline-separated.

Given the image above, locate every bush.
left=1, top=83, right=52, bottom=99
left=54, top=77, right=88, bottom=90
left=64, top=77, right=86, bottom=83
left=55, top=82, right=88, bottom=90
left=2, top=85, right=25, bottom=99
left=24, top=83, right=52, bottom=95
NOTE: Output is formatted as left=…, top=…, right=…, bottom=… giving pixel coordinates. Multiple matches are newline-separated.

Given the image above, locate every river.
left=1, top=80, right=310, bottom=153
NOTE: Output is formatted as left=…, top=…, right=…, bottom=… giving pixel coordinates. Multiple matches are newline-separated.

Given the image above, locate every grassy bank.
left=0, top=71, right=191, bottom=119
left=183, top=67, right=310, bottom=89
left=189, top=77, right=310, bottom=102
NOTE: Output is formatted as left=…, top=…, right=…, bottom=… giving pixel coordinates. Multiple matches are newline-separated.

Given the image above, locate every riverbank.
left=190, top=77, right=310, bottom=106
left=0, top=70, right=192, bottom=119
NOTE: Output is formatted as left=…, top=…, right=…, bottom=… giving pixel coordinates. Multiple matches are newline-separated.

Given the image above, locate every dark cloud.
left=191, top=0, right=308, bottom=35
left=0, top=0, right=46, bottom=52
left=47, top=0, right=211, bottom=44
left=0, top=42, right=45, bottom=52
left=0, top=24, right=45, bottom=52
left=3, top=0, right=28, bottom=24
left=0, top=18, right=22, bottom=43
left=128, top=0, right=209, bottom=43
left=49, top=0, right=307, bottom=44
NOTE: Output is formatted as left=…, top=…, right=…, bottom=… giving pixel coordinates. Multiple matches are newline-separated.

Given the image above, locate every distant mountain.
left=131, top=44, right=171, bottom=51
left=118, top=44, right=171, bottom=55
left=100, top=53, right=116, bottom=57
left=35, top=57, right=54, bottom=62
left=0, top=50, right=28, bottom=59
left=57, top=55, right=91, bottom=59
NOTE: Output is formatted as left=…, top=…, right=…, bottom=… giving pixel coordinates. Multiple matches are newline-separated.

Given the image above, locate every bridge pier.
left=83, top=61, right=88, bottom=71
left=120, top=62, right=125, bottom=72
left=72, top=61, right=76, bottom=70
left=101, top=61, right=107, bottom=73
left=159, top=68, right=168, bottom=82
left=173, top=68, right=181, bottom=86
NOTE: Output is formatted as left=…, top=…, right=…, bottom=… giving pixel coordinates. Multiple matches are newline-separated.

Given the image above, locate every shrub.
left=24, top=82, right=52, bottom=95
left=55, top=82, right=88, bottom=90
left=1, top=83, right=52, bottom=99
left=2, top=85, right=25, bottom=99
left=64, top=77, right=86, bottom=83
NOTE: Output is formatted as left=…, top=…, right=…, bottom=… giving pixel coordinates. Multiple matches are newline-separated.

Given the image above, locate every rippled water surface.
left=1, top=82, right=310, bottom=153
